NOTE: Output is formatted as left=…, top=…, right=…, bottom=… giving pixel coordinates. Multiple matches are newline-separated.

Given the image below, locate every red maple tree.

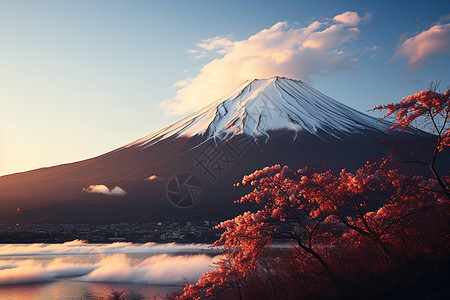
left=177, top=87, right=450, bottom=299
left=374, top=86, right=449, bottom=200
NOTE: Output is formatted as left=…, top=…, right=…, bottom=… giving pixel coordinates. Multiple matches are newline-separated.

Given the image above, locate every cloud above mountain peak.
left=161, top=12, right=369, bottom=115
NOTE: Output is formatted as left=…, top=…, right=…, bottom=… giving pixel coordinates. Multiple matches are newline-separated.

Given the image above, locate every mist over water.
left=0, top=239, right=214, bottom=256
left=0, top=241, right=218, bottom=299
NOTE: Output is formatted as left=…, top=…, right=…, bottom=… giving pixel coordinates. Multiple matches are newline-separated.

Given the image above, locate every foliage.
left=106, top=290, right=144, bottom=300
left=374, top=86, right=450, bottom=200
left=178, top=87, right=450, bottom=299
left=374, top=88, right=449, bottom=134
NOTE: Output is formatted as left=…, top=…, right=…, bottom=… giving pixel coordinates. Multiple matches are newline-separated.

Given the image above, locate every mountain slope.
left=0, top=77, right=430, bottom=224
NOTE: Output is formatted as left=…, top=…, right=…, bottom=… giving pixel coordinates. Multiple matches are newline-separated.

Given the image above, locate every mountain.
left=0, top=77, right=431, bottom=224
left=127, top=77, right=390, bottom=146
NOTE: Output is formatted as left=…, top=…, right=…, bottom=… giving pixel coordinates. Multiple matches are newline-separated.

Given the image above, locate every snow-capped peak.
left=127, top=77, right=391, bottom=148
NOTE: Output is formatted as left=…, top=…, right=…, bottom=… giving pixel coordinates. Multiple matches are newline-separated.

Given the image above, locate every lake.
left=0, top=241, right=218, bottom=299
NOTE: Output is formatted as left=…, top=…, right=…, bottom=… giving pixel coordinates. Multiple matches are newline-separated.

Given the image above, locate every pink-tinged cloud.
left=396, top=23, right=450, bottom=70
left=161, top=12, right=368, bottom=115
left=83, top=184, right=126, bottom=196
left=333, top=11, right=372, bottom=26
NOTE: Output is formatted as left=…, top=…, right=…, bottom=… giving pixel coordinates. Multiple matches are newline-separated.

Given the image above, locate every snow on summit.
left=129, top=77, right=391, bottom=148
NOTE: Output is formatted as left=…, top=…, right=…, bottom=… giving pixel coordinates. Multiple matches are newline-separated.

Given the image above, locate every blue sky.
left=0, top=0, right=449, bottom=175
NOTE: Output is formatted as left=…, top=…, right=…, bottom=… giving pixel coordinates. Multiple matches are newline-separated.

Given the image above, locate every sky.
left=0, top=0, right=449, bottom=176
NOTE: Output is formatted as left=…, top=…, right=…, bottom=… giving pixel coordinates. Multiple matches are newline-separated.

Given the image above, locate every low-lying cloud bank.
left=0, top=240, right=213, bottom=256
left=0, top=242, right=299, bottom=285
left=0, top=242, right=217, bottom=285
left=81, top=253, right=214, bottom=285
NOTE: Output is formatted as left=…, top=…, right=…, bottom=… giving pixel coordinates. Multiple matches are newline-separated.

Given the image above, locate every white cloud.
left=0, top=243, right=300, bottom=286
left=196, top=36, right=234, bottom=53
left=364, top=45, right=379, bottom=59
left=365, top=45, right=378, bottom=52
left=83, top=184, right=127, bottom=196
left=303, top=24, right=359, bottom=49
left=333, top=11, right=372, bottom=26
left=0, top=240, right=212, bottom=256
left=187, top=36, right=234, bottom=59
left=0, top=242, right=216, bottom=285
left=82, top=253, right=213, bottom=285
left=395, top=22, right=450, bottom=70
left=161, top=12, right=369, bottom=115
left=0, top=262, right=54, bottom=285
